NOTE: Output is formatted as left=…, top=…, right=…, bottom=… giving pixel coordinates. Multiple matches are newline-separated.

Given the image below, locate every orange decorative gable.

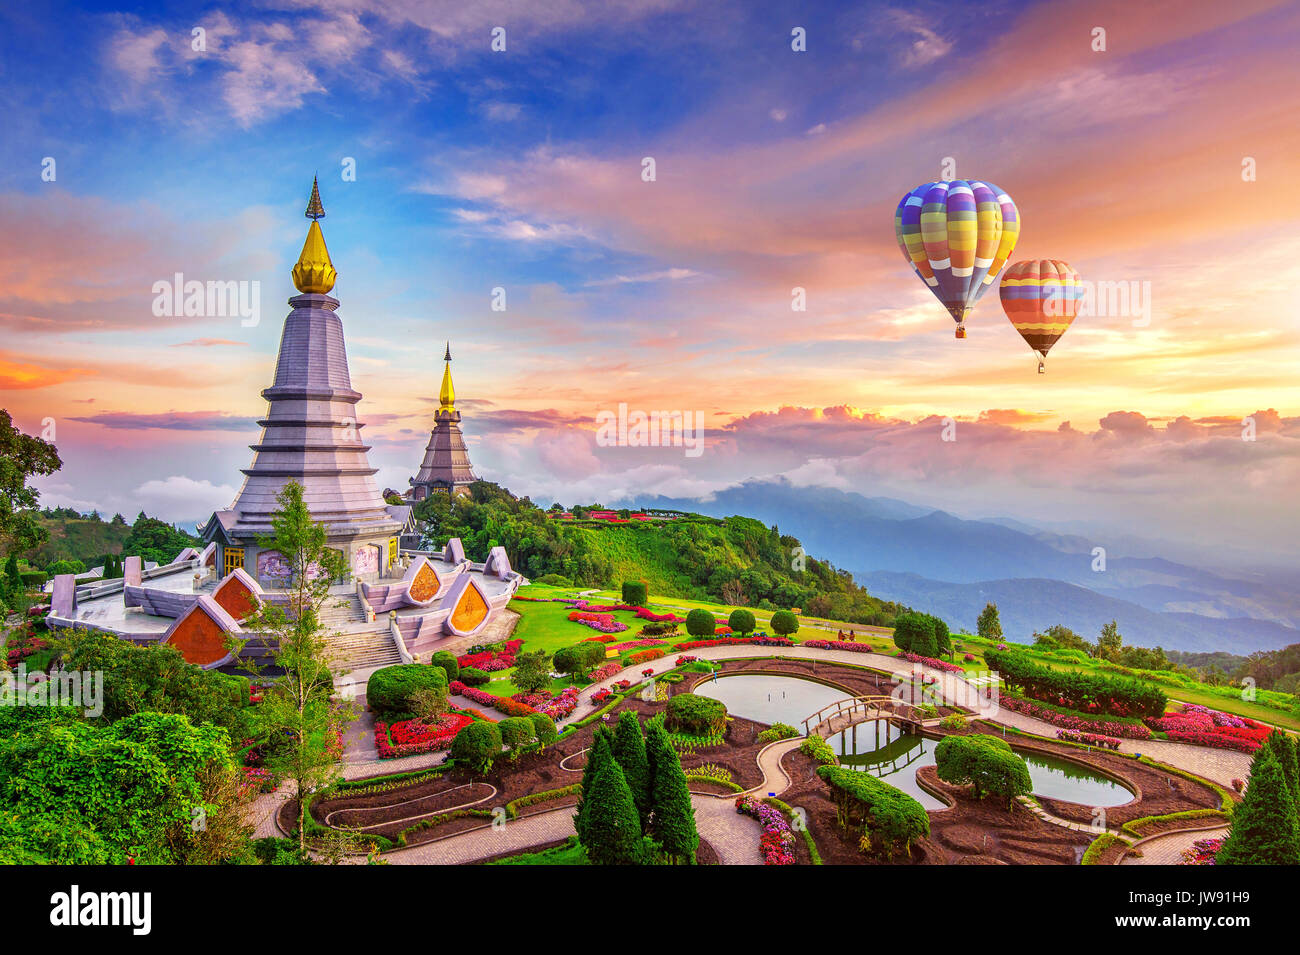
left=214, top=573, right=258, bottom=620
left=167, top=607, right=233, bottom=667
left=451, top=580, right=488, bottom=632
left=409, top=562, right=441, bottom=602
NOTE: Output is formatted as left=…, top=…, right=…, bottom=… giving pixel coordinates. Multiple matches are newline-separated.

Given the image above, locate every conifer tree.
left=1217, top=754, right=1300, bottom=865
left=580, top=761, right=645, bottom=865
left=575, top=729, right=614, bottom=843
left=645, top=718, right=699, bottom=864
left=612, top=710, right=651, bottom=829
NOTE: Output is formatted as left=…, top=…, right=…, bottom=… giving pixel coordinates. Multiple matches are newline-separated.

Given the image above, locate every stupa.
left=44, top=181, right=524, bottom=674
left=407, top=343, right=478, bottom=499
left=199, top=177, right=409, bottom=585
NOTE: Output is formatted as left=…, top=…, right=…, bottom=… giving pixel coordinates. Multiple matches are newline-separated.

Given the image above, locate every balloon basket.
left=1037, top=360, right=1045, bottom=374
left=954, top=325, right=966, bottom=340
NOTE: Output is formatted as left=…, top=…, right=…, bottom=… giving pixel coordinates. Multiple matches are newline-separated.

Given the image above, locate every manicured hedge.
left=621, top=581, right=648, bottom=606
left=666, top=694, right=727, bottom=738
left=934, top=734, right=1032, bottom=806
left=817, top=765, right=929, bottom=857
left=985, top=648, right=1166, bottom=717
left=366, top=664, right=448, bottom=718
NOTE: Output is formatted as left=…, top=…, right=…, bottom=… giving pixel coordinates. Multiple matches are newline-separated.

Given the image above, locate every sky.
left=2, top=0, right=1299, bottom=563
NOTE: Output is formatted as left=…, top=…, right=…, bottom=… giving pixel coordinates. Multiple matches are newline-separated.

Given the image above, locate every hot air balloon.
left=999, top=259, right=1083, bottom=373
left=894, top=180, right=1020, bottom=338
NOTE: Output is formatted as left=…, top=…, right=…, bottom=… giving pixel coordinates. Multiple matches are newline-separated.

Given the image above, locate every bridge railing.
left=802, top=694, right=927, bottom=736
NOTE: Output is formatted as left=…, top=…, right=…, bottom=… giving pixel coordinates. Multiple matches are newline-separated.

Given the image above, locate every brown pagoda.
left=408, top=343, right=478, bottom=499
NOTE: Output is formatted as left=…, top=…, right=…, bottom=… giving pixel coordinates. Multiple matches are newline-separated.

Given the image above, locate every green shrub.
left=450, top=721, right=502, bottom=774
left=430, top=650, right=459, bottom=683
left=939, top=712, right=967, bottom=730
left=366, top=664, right=448, bottom=718
left=934, top=735, right=1031, bottom=807
left=756, top=722, right=799, bottom=744
left=800, top=735, right=837, bottom=765
left=498, top=717, right=536, bottom=755
left=458, top=667, right=490, bottom=687
left=769, top=610, right=799, bottom=636
left=817, top=765, right=929, bottom=857
left=621, top=581, right=648, bottom=606
left=685, top=608, right=716, bottom=637
left=529, top=712, right=558, bottom=749
left=535, top=574, right=572, bottom=587
left=984, top=648, right=1167, bottom=717
left=727, top=608, right=756, bottom=635
left=665, top=694, right=727, bottom=738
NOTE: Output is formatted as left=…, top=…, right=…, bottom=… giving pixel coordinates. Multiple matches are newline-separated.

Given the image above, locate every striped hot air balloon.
left=999, top=259, right=1083, bottom=373
left=894, top=179, right=1020, bottom=338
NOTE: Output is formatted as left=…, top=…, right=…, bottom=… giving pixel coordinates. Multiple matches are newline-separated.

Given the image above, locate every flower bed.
left=588, top=662, right=622, bottom=682
left=802, top=638, right=873, bottom=654
left=901, top=652, right=965, bottom=674
left=1000, top=696, right=1154, bottom=740
left=673, top=636, right=793, bottom=651
left=240, top=767, right=276, bottom=794
left=458, top=639, right=523, bottom=672
left=735, top=796, right=796, bottom=865
left=449, top=681, right=537, bottom=717
left=628, top=648, right=666, bottom=665
left=535, top=686, right=581, bottom=720
left=1180, top=836, right=1224, bottom=865
left=375, top=712, right=475, bottom=758
left=608, top=638, right=666, bottom=651
left=1057, top=729, right=1123, bottom=750
left=1144, top=705, right=1270, bottom=753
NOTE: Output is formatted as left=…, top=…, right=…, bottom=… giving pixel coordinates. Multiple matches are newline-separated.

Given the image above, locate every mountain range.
left=633, top=481, right=1300, bottom=654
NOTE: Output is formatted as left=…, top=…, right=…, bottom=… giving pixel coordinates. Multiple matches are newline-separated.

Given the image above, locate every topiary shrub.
left=769, top=610, right=799, bottom=636
left=498, top=716, right=536, bottom=756
left=757, top=722, right=799, bottom=744
left=665, top=693, right=727, bottom=738
left=934, top=734, right=1031, bottom=808
left=430, top=650, right=459, bottom=683
left=367, top=664, right=448, bottom=718
left=800, top=735, right=837, bottom=765
left=685, top=609, right=716, bottom=638
left=817, top=765, right=929, bottom=857
left=450, top=720, right=502, bottom=774
left=621, top=581, right=648, bottom=606
left=727, top=608, right=756, bottom=636
left=529, top=712, right=559, bottom=749
left=458, top=667, right=490, bottom=687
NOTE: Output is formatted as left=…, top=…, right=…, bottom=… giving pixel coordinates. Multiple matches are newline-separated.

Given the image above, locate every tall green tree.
left=976, top=602, right=1003, bottom=641
left=575, top=729, right=615, bottom=844
left=242, top=480, right=352, bottom=855
left=1096, top=620, right=1123, bottom=661
left=512, top=649, right=553, bottom=694
left=612, top=710, right=652, bottom=828
left=645, top=717, right=699, bottom=863
left=1216, top=754, right=1300, bottom=865
left=580, top=761, right=645, bottom=865
left=0, top=409, right=61, bottom=559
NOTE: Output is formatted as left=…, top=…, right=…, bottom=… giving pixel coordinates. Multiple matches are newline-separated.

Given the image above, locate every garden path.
left=1120, top=825, right=1230, bottom=866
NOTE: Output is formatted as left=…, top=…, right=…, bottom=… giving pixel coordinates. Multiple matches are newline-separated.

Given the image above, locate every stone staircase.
left=318, top=594, right=368, bottom=629
left=323, top=626, right=401, bottom=672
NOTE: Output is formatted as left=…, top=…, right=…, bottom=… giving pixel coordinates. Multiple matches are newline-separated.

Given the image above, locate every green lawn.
left=487, top=836, right=588, bottom=865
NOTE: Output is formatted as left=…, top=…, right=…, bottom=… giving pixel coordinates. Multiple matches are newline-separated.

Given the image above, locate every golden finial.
left=292, top=178, right=336, bottom=293
left=439, top=343, right=455, bottom=411
left=305, top=174, right=325, bottom=219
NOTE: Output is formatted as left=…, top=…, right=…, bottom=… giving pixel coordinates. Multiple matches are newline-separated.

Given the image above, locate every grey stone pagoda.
left=200, top=179, right=408, bottom=584
left=407, top=343, right=478, bottom=500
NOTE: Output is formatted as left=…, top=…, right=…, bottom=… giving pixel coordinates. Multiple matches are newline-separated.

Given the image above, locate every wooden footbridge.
left=802, top=695, right=940, bottom=739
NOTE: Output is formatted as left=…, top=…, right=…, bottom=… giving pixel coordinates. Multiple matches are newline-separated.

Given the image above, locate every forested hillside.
left=414, top=482, right=909, bottom=626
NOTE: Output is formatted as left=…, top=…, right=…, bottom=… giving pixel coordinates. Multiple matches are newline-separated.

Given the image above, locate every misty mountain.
left=634, top=480, right=1300, bottom=653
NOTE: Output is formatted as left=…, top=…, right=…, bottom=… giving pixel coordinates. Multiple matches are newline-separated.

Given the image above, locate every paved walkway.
left=1120, top=825, right=1230, bottom=866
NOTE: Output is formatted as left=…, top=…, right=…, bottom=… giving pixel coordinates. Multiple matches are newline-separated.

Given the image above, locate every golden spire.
left=439, top=342, right=455, bottom=411
left=292, top=177, right=337, bottom=294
